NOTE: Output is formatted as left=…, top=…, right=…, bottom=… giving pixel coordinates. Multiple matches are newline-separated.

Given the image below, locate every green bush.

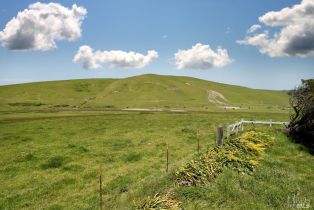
left=288, top=79, right=314, bottom=152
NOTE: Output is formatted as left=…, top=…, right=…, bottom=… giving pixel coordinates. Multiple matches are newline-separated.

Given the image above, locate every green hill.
left=0, top=74, right=289, bottom=111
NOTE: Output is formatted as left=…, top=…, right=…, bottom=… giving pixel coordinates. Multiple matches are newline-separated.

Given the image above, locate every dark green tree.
left=288, top=79, right=314, bottom=151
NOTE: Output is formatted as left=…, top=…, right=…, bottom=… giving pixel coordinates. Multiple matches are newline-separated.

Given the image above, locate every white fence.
left=226, top=119, right=289, bottom=138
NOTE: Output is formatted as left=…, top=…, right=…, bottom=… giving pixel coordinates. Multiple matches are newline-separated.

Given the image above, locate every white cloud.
left=247, top=24, right=261, bottom=33
left=238, top=0, right=314, bottom=57
left=73, top=45, right=159, bottom=69
left=174, top=43, right=232, bottom=69
left=0, top=2, right=86, bottom=51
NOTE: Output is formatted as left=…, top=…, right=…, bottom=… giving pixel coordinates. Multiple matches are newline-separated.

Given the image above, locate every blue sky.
left=0, top=0, right=313, bottom=89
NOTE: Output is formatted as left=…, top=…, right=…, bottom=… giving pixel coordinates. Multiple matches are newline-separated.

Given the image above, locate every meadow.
left=0, top=110, right=298, bottom=209
left=0, top=75, right=312, bottom=209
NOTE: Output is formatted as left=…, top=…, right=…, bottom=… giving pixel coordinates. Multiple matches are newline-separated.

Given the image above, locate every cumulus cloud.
left=247, top=24, right=261, bottom=33
left=0, top=2, right=86, bottom=51
left=238, top=0, right=314, bottom=57
left=73, top=45, right=159, bottom=69
left=174, top=43, right=232, bottom=69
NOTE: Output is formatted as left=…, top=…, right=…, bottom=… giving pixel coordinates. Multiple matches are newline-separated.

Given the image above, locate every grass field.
left=0, top=110, right=296, bottom=209
left=1, top=75, right=311, bottom=209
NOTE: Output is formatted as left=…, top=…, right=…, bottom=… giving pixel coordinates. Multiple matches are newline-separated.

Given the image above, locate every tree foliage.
left=288, top=79, right=314, bottom=150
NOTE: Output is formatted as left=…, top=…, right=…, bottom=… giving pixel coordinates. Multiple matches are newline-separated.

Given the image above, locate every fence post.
left=270, top=119, right=272, bottom=127
left=197, top=137, right=200, bottom=154
left=217, top=126, right=223, bottom=146
left=166, top=142, right=169, bottom=173
left=99, top=162, right=103, bottom=210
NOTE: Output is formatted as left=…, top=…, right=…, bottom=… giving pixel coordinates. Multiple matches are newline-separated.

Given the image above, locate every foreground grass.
left=175, top=129, right=314, bottom=209
left=0, top=111, right=289, bottom=209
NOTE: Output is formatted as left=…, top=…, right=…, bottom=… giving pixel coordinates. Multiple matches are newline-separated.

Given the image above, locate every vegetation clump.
left=181, top=127, right=197, bottom=134
left=73, top=82, right=91, bottom=92
left=175, top=130, right=274, bottom=186
left=123, top=152, right=143, bottom=163
left=134, top=191, right=181, bottom=210
left=41, top=156, right=65, bottom=169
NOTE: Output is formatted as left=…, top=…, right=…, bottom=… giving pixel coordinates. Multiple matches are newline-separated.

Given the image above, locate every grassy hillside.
left=0, top=74, right=289, bottom=111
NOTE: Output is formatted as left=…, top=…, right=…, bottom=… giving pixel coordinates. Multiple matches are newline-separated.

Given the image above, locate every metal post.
left=99, top=163, right=103, bottom=210
left=166, top=142, right=169, bottom=173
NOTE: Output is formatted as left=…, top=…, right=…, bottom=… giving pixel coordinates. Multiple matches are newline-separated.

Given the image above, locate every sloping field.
left=0, top=74, right=289, bottom=112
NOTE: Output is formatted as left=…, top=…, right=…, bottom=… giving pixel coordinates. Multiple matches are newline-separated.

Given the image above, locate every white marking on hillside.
left=207, top=90, right=228, bottom=105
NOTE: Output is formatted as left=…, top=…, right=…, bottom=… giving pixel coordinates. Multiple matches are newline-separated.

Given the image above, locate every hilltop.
left=0, top=74, right=289, bottom=112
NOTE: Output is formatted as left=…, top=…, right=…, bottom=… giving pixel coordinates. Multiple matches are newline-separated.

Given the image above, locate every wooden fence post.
left=270, top=119, right=272, bottom=127
left=99, top=163, right=103, bottom=210
left=217, top=126, right=223, bottom=146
